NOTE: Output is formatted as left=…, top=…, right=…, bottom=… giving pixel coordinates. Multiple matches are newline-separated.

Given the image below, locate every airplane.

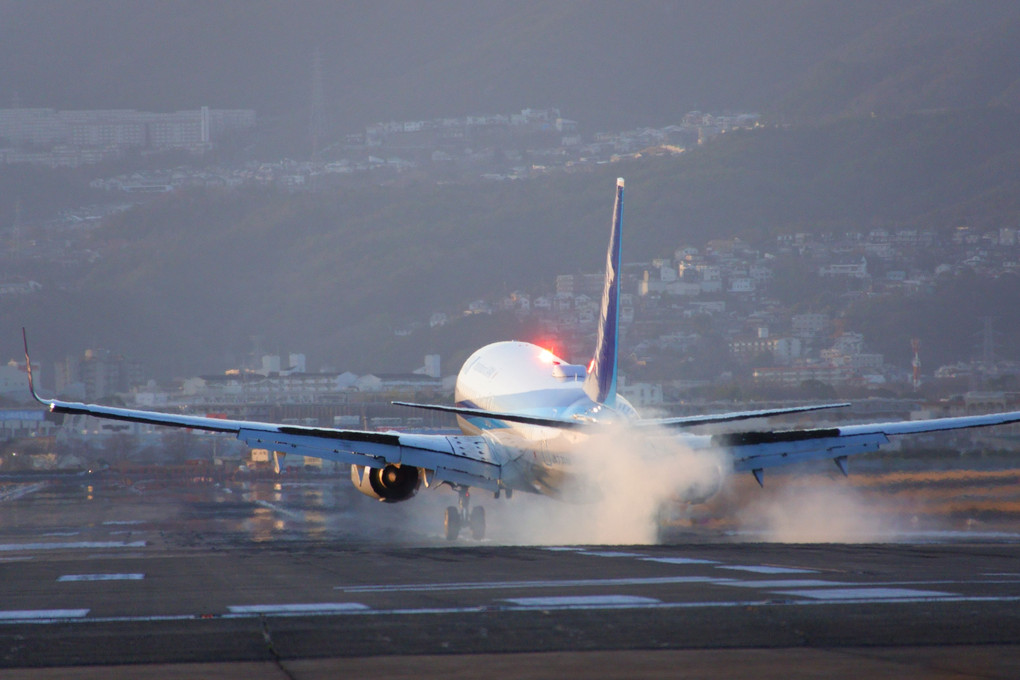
left=24, top=177, right=1020, bottom=541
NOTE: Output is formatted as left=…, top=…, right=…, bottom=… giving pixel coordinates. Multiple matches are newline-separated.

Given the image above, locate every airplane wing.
left=23, top=334, right=504, bottom=492
left=34, top=394, right=506, bottom=491
left=720, top=410, right=1020, bottom=485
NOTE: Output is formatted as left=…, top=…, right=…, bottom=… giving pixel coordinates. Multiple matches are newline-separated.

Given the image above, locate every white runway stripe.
left=503, top=595, right=660, bottom=608
left=58, top=573, right=144, bottom=582
left=717, top=565, right=815, bottom=574
left=722, top=579, right=851, bottom=588
left=0, top=541, right=146, bottom=552
left=340, top=575, right=731, bottom=593
left=774, top=587, right=954, bottom=600
left=0, top=609, right=89, bottom=621
left=227, top=603, right=368, bottom=614
left=642, top=557, right=719, bottom=565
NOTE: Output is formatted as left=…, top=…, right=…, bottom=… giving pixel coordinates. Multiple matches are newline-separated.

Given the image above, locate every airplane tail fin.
left=583, top=178, right=624, bottom=406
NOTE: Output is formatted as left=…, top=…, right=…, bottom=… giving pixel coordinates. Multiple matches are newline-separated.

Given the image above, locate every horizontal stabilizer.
left=394, top=401, right=852, bottom=431
left=392, top=401, right=588, bottom=430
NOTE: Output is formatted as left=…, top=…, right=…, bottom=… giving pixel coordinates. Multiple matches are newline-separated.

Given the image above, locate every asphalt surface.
left=0, top=472, right=1018, bottom=678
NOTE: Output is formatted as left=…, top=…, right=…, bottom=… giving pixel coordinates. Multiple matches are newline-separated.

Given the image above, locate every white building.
left=820, top=257, right=869, bottom=279
left=619, top=379, right=663, bottom=407
left=0, top=363, right=37, bottom=403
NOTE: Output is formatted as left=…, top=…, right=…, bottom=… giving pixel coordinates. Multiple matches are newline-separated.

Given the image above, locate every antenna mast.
left=309, top=46, right=326, bottom=160
left=911, top=338, right=921, bottom=391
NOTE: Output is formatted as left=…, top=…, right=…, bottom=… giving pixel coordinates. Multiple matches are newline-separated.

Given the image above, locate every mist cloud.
left=484, top=426, right=731, bottom=545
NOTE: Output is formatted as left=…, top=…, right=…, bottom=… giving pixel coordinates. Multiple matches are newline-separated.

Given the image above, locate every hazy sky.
left=7, top=1, right=1014, bottom=129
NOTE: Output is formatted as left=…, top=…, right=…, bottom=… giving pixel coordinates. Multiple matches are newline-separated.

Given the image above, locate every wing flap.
left=730, top=432, right=889, bottom=472
left=238, top=428, right=399, bottom=466
left=238, top=427, right=502, bottom=490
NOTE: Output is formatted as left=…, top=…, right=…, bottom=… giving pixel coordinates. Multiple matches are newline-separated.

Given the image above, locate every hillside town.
left=2, top=105, right=1020, bottom=468
left=4, top=215, right=1020, bottom=467
left=0, top=106, right=256, bottom=167
left=0, top=106, right=759, bottom=277
left=7, top=107, right=757, bottom=186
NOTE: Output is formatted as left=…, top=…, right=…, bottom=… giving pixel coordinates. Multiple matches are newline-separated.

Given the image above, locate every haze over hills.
left=2, top=1, right=1019, bottom=140
left=3, top=1, right=1020, bottom=384
left=5, top=106, right=1020, bottom=380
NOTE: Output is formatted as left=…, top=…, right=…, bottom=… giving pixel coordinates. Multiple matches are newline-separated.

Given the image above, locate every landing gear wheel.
left=469, top=505, right=486, bottom=540
left=444, top=506, right=461, bottom=541
left=444, top=486, right=486, bottom=541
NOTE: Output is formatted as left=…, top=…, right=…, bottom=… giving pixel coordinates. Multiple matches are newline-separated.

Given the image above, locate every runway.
left=0, top=472, right=1018, bottom=678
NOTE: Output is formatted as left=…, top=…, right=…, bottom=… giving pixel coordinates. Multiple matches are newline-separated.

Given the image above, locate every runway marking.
left=642, top=557, right=719, bottom=565
left=773, top=587, right=955, bottom=601
left=339, top=575, right=731, bottom=594
left=577, top=551, right=647, bottom=558
left=57, top=573, right=144, bottom=582
left=102, top=520, right=144, bottom=526
left=717, top=565, right=816, bottom=575
left=872, top=578, right=1020, bottom=587
left=227, top=603, right=369, bottom=614
left=502, top=595, right=660, bottom=608
left=721, top=579, right=851, bottom=589
left=901, top=530, right=1020, bottom=541
left=0, top=541, right=146, bottom=552
left=351, top=594, right=1020, bottom=616
left=0, top=609, right=89, bottom=621
left=7, top=593, right=1020, bottom=627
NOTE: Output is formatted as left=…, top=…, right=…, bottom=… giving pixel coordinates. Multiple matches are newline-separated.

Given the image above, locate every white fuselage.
left=453, top=341, right=639, bottom=497
left=455, top=340, right=638, bottom=432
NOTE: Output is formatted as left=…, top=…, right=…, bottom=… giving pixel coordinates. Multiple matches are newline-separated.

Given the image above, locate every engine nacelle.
left=351, top=464, right=421, bottom=502
left=672, top=461, right=725, bottom=505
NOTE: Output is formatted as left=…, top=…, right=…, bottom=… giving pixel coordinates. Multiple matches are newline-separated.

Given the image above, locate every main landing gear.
left=444, top=485, right=485, bottom=541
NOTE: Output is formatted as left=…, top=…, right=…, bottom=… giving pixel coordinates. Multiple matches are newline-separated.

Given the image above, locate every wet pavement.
left=0, top=466, right=1017, bottom=678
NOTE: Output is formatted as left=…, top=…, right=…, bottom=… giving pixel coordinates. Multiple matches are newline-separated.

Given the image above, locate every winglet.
left=22, top=328, right=43, bottom=404
left=583, top=178, right=624, bottom=406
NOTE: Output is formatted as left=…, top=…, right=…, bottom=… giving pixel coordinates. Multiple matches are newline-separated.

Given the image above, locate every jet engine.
left=351, top=464, right=421, bottom=502
left=671, top=460, right=725, bottom=505
left=640, top=439, right=729, bottom=505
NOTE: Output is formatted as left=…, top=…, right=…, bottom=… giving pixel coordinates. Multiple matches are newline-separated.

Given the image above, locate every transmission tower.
left=979, top=316, right=997, bottom=365
left=10, top=199, right=22, bottom=262
left=911, top=338, right=921, bottom=391
left=309, top=46, right=326, bottom=160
